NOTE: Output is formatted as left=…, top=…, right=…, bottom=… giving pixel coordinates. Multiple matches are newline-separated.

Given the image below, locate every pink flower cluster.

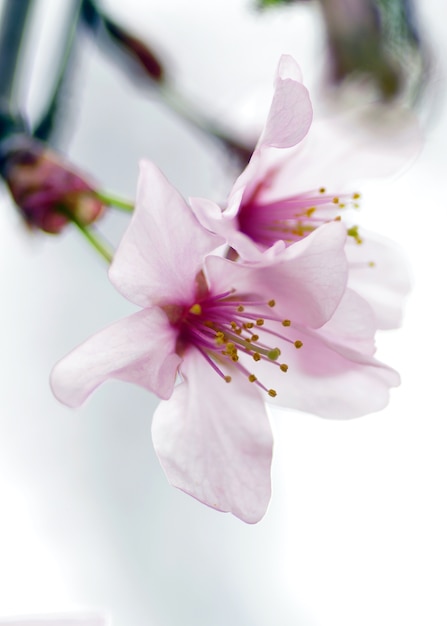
left=51, top=56, right=415, bottom=523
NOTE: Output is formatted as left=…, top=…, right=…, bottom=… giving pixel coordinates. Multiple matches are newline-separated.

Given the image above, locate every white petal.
left=110, top=161, right=220, bottom=307
left=152, top=348, right=273, bottom=523
left=51, top=308, right=180, bottom=407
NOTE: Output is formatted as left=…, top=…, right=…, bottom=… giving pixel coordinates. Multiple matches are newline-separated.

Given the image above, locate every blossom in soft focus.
left=191, top=54, right=418, bottom=329
left=1, top=137, right=103, bottom=233
left=51, top=160, right=400, bottom=522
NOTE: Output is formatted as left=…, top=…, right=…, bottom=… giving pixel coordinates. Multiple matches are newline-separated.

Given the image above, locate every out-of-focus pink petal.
left=252, top=324, right=399, bottom=419
left=315, top=287, right=377, bottom=355
left=258, top=105, right=421, bottom=202
left=258, top=55, right=313, bottom=149
left=152, top=348, right=273, bottom=524
left=205, top=221, right=348, bottom=329
left=51, top=308, right=180, bottom=407
left=110, top=160, right=221, bottom=307
left=346, top=230, right=412, bottom=329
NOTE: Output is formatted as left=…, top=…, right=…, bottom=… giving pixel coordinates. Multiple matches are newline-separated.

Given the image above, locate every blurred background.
left=0, top=0, right=446, bottom=625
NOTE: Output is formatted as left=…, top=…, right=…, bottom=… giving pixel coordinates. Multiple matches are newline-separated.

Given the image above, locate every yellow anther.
left=332, top=197, right=339, bottom=204
left=256, top=319, right=264, bottom=326
left=253, top=353, right=261, bottom=362
left=245, top=322, right=254, bottom=329
left=248, top=374, right=257, bottom=383
left=230, top=321, right=238, bottom=330
left=280, top=363, right=288, bottom=372
left=352, top=192, right=361, bottom=200
left=189, top=303, right=202, bottom=315
left=251, top=334, right=259, bottom=342
left=268, top=389, right=277, bottom=398
left=368, top=261, right=376, bottom=268
left=224, top=375, right=232, bottom=383
left=282, top=319, right=291, bottom=327
left=339, top=203, right=346, bottom=208
left=237, top=305, right=245, bottom=312
left=268, top=299, right=276, bottom=307
left=294, top=340, right=303, bottom=349
left=319, top=187, right=326, bottom=194
left=231, top=355, right=239, bottom=362
left=306, top=207, right=316, bottom=216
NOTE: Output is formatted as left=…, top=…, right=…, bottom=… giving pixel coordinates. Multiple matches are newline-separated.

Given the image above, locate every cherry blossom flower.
left=51, top=161, right=399, bottom=523
left=191, top=55, right=418, bottom=329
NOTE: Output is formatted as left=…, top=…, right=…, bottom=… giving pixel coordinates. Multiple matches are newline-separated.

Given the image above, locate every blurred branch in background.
left=0, top=0, right=33, bottom=108
left=79, top=0, right=254, bottom=165
left=256, top=0, right=427, bottom=103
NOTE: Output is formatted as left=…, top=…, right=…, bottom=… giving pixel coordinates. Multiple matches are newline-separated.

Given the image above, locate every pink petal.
left=51, top=308, right=180, bottom=407
left=314, top=287, right=378, bottom=355
left=109, top=160, right=220, bottom=307
left=258, top=105, right=421, bottom=201
left=253, top=324, right=399, bottom=419
left=346, top=230, right=412, bottom=329
left=225, top=56, right=313, bottom=219
left=258, top=54, right=313, bottom=149
left=204, top=221, right=348, bottom=329
left=189, top=196, right=277, bottom=262
left=152, top=348, right=273, bottom=523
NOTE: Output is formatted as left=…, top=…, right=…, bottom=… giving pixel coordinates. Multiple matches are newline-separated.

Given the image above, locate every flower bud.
left=1, top=136, right=104, bottom=233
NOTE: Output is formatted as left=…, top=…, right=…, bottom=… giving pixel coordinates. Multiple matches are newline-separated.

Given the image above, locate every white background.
left=0, top=0, right=446, bottom=625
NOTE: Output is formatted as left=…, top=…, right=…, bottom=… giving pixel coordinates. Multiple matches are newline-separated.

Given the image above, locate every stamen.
left=180, top=289, right=302, bottom=399
left=294, top=340, right=303, bottom=349
left=347, top=225, right=363, bottom=244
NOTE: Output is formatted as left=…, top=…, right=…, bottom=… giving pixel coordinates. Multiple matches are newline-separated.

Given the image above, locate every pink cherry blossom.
left=51, top=161, right=399, bottom=523
left=191, top=55, right=418, bottom=329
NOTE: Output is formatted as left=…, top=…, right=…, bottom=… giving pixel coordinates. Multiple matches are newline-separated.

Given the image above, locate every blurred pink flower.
left=2, top=138, right=103, bottom=234
left=51, top=161, right=399, bottom=522
left=191, top=55, right=418, bottom=329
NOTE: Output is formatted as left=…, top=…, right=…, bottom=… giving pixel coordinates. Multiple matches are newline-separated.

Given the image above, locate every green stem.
left=95, top=190, right=134, bottom=212
left=71, top=219, right=114, bottom=263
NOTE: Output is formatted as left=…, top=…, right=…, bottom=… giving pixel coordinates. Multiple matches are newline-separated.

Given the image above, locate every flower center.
left=173, top=289, right=303, bottom=398
left=238, top=187, right=362, bottom=247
